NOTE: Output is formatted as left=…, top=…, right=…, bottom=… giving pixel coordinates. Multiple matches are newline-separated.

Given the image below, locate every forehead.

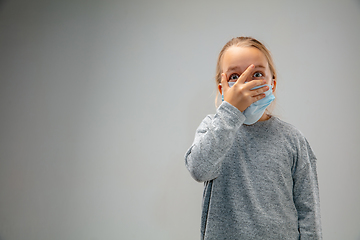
left=221, top=46, right=269, bottom=71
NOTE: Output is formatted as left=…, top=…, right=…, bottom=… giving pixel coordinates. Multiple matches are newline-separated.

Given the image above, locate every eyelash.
left=229, top=73, right=240, bottom=80
left=228, top=72, right=264, bottom=80
left=253, top=72, right=264, bottom=78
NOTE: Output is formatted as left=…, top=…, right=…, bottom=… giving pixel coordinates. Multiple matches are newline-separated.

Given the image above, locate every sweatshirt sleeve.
left=184, top=101, right=245, bottom=182
left=292, top=138, right=322, bottom=239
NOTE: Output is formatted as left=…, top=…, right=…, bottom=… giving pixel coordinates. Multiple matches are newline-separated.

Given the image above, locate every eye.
left=253, top=72, right=263, bottom=78
left=229, top=73, right=240, bottom=80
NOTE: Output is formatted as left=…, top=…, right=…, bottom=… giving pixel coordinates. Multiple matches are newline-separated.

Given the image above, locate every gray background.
left=1, top=0, right=360, bottom=239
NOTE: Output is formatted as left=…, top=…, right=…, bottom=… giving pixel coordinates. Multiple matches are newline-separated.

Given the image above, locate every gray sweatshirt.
left=185, top=102, right=322, bottom=240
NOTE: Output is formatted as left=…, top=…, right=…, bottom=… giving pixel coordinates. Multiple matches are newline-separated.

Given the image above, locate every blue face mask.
left=222, top=82, right=275, bottom=125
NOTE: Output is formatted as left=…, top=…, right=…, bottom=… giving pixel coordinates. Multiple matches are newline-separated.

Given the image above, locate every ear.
left=218, top=83, right=223, bottom=95
left=271, top=78, right=277, bottom=93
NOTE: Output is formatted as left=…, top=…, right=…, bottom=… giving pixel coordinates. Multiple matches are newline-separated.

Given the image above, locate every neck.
left=258, top=112, right=271, bottom=122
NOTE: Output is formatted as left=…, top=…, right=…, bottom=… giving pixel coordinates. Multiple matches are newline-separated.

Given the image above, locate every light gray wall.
left=0, top=0, right=359, bottom=239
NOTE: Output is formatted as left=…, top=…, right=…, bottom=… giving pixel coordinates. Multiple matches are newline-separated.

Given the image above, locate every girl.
left=185, top=37, right=322, bottom=239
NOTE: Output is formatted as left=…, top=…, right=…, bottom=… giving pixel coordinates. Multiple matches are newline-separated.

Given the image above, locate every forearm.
left=185, top=101, right=245, bottom=182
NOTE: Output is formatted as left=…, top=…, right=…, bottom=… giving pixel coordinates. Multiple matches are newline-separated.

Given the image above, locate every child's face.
left=221, top=46, right=275, bottom=89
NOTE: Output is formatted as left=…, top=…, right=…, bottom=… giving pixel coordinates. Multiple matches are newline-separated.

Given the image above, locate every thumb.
left=220, top=73, right=228, bottom=94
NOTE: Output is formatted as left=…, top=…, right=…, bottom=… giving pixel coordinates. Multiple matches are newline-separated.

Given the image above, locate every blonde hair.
left=215, top=37, right=277, bottom=112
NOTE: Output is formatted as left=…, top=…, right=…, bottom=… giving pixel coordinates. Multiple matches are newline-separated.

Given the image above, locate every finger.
left=236, top=64, right=255, bottom=84
left=246, top=79, right=267, bottom=90
left=250, top=84, right=269, bottom=97
left=252, top=93, right=266, bottom=102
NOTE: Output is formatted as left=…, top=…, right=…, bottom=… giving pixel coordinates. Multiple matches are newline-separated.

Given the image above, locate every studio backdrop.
left=0, top=0, right=359, bottom=239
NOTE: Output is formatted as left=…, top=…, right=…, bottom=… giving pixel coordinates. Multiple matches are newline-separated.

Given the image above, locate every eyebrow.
left=226, top=65, right=266, bottom=72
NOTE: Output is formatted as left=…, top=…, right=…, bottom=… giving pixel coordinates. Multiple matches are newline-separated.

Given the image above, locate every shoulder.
left=270, top=118, right=318, bottom=174
left=273, top=117, right=316, bottom=159
left=270, top=117, right=314, bottom=153
left=272, top=117, right=305, bottom=139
